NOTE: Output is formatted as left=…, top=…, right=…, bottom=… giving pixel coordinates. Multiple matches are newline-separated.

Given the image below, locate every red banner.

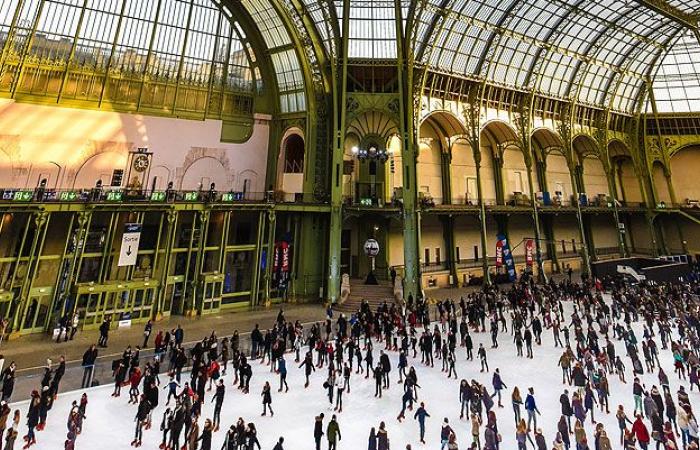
left=495, top=239, right=504, bottom=267
left=280, top=241, right=290, bottom=273
left=525, top=239, right=534, bottom=266
left=273, top=245, right=280, bottom=272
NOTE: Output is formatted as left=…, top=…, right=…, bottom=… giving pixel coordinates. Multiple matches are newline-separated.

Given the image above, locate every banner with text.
left=497, top=234, right=517, bottom=281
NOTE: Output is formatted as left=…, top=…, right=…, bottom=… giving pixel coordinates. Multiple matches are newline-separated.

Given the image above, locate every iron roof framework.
left=288, top=0, right=700, bottom=114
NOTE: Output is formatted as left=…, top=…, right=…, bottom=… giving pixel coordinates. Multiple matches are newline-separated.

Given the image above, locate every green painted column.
left=606, top=166, right=628, bottom=257
left=524, top=159, right=546, bottom=282
left=567, top=160, right=591, bottom=276
left=12, top=212, right=49, bottom=333
left=493, top=150, right=506, bottom=205
left=440, top=149, right=453, bottom=205
left=394, top=0, right=420, bottom=301
left=264, top=210, right=277, bottom=304
left=536, top=160, right=559, bottom=271
left=326, top=0, right=351, bottom=304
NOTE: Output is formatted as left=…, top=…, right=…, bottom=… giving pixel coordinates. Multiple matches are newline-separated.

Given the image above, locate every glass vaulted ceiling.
left=296, top=0, right=697, bottom=113
left=651, top=29, right=700, bottom=113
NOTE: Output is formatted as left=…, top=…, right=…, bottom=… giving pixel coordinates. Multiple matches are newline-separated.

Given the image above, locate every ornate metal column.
left=464, top=94, right=490, bottom=285
left=326, top=0, right=350, bottom=304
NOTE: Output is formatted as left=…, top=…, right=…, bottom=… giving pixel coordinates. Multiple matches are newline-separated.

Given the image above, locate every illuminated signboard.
left=150, top=191, right=166, bottom=202
left=184, top=192, right=199, bottom=201
left=105, top=191, right=123, bottom=202
left=13, top=191, right=33, bottom=202
left=59, top=191, right=78, bottom=201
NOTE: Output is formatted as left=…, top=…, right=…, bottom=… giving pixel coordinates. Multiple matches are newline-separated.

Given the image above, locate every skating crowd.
left=3, top=275, right=700, bottom=450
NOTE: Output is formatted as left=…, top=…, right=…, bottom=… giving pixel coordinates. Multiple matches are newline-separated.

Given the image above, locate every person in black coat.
left=168, top=403, right=185, bottom=450
left=132, top=395, right=151, bottom=447
left=81, top=346, right=98, bottom=388
left=51, top=356, right=66, bottom=397
left=379, top=351, right=391, bottom=389
left=196, top=419, right=213, bottom=450
left=560, top=389, right=573, bottom=429
left=1, top=362, right=16, bottom=402
left=313, top=413, right=324, bottom=450
left=24, top=391, right=40, bottom=446
left=261, top=382, right=273, bottom=416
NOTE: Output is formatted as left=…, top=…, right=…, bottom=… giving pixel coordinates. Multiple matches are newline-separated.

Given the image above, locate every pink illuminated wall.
left=0, top=99, right=270, bottom=192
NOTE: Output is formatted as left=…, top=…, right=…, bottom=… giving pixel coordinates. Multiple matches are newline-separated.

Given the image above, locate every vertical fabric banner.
left=497, top=234, right=517, bottom=281
left=495, top=239, right=504, bottom=267
left=525, top=239, right=534, bottom=267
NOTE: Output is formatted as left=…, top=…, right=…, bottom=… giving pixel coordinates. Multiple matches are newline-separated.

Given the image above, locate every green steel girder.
left=631, top=0, right=698, bottom=29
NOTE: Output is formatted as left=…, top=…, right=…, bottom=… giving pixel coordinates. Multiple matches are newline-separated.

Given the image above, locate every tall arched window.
left=283, top=135, right=304, bottom=174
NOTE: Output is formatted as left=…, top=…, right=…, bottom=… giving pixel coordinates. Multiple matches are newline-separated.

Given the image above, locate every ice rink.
left=8, top=298, right=691, bottom=450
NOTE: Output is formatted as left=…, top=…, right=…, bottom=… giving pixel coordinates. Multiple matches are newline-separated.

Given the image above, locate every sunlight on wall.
left=0, top=99, right=270, bottom=191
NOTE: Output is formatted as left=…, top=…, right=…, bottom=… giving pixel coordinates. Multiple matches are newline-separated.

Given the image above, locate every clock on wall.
left=133, top=154, right=150, bottom=172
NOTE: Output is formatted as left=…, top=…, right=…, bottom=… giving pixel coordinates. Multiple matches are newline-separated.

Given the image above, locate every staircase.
left=336, top=278, right=397, bottom=313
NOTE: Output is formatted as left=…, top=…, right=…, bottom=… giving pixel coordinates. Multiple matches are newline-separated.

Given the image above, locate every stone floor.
left=3, top=302, right=327, bottom=372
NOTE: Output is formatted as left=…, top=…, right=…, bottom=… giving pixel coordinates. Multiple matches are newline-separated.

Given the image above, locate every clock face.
left=133, top=155, right=150, bottom=172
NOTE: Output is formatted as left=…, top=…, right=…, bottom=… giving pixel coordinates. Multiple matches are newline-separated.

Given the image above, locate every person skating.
left=272, top=437, right=284, bottom=450
left=277, top=356, right=289, bottom=392
left=211, top=380, right=224, bottom=431
left=22, top=391, right=39, bottom=449
left=327, top=415, right=341, bottom=450
left=632, top=414, right=650, bottom=450
left=524, top=387, right=541, bottom=432
left=413, top=402, right=430, bottom=444
left=196, top=419, right=212, bottom=450
left=168, top=402, right=185, bottom=450
left=132, top=394, right=151, bottom=447
left=314, top=413, right=324, bottom=450
left=478, top=344, right=488, bottom=372
left=300, top=352, right=315, bottom=388
left=376, top=422, right=389, bottom=450
left=334, top=374, right=345, bottom=413
left=370, top=363, right=383, bottom=398
left=397, top=386, right=414, bottom=422
left=491, top=369, right=506, bottom=408
left=0, top=400, right=10, bottom=446
left=512, top=386, right=523, bottom=425
left=186, top=415, right=199, bottom=450
left=440, top=418, right=454, bottom=450
left=4, top=425, right=17, bottom=450
left=261, top=382, right=273, bottom=417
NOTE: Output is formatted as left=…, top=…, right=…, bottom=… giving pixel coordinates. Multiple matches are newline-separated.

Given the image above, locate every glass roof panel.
left=651, top=29, right=700, bottom=113
left=240, top=0, right=306, bottom=112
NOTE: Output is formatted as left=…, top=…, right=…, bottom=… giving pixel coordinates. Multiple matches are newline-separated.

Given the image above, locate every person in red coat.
left=128, top=367, right=143, bottom=404
left=632, top=414, right=650, bottom=449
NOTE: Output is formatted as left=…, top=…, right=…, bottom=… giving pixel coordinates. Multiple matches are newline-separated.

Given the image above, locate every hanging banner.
left=497, top=234, right=517, bottom=282
left=280, top=241, right=290, bottom=273
left=525, top=239, right=535, bottom=267
left=495, top=239, right=504, bottom=267
left=272, top=245, right=280, bottom=272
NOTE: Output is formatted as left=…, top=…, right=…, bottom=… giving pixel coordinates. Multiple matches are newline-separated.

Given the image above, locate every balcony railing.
left=0, top=188, right=325, bottom=205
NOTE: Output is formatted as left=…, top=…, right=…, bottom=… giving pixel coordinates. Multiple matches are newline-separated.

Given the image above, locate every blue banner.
left=497, top=234, right=517, bottom=282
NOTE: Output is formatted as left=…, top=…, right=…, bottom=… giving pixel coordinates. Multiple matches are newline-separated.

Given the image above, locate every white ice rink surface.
left=9, top=299, right=693, bottom=450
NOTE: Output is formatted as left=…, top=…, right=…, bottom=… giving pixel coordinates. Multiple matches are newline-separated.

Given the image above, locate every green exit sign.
left=59, top=191, right=78, bottom=201
left=150, top=191, right=166, bottom=202
left=221, top=193, right=234, bottom=202
left=105, top=191, right=123, bottom=202
left=184, top=192, right=198, bottom=201
left=13, top=191, right=33, bottom=202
